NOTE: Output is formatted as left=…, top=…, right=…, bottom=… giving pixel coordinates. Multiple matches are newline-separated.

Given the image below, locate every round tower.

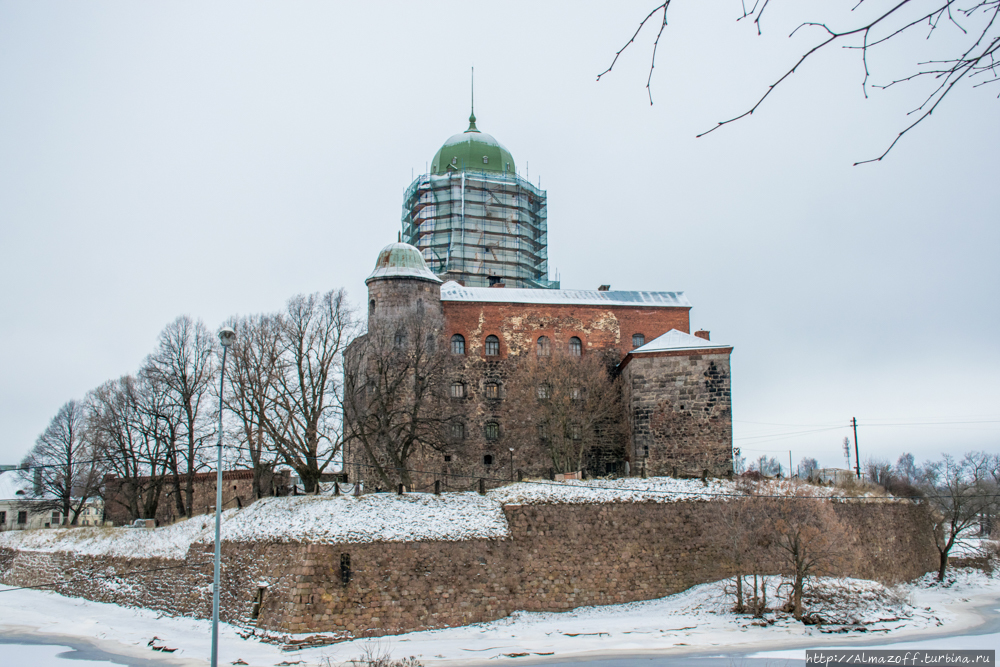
left=365, top=242, right=444, bottom=328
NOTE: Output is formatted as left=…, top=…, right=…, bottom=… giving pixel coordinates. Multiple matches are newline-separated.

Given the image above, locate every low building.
left=0, top=470, right=103, bottom=530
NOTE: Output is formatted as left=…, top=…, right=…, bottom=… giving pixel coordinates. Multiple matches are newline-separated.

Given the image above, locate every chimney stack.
left=694, top=330, right=710, bottom=341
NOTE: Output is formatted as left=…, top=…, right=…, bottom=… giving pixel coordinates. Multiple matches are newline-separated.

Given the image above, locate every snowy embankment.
left=0, top=476, right=889, bottom=559
left=3, top=569, right=998, bottom=666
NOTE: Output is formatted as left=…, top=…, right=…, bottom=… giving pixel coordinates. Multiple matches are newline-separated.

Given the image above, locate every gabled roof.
left=631, top=329, right=731, bottom=354
left=440, top=282, right=691, bottom=308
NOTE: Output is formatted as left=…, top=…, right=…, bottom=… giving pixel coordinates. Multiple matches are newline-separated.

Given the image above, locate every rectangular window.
left=484, top=382, right=499, bottom=399
left=52, top=511, right=61, bottom=525
left=17, top=511, right=27, bottom=525
left=0, top=511, right=5, bottom=524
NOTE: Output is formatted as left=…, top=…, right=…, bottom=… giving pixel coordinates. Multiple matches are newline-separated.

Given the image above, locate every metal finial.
left=467, top=66, right=479, bottom=132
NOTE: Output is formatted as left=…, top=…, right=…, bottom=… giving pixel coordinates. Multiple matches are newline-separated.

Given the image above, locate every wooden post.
left=434, top=480, right=441, bottom=495
left=478, top=478, right=486, bottom=495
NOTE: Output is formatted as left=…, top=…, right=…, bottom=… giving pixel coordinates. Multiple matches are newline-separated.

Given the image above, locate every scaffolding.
left=401, top=170, right=558, bottom=289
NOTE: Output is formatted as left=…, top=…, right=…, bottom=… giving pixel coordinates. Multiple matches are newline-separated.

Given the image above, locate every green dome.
left=430, top=114, right=516, bottom=176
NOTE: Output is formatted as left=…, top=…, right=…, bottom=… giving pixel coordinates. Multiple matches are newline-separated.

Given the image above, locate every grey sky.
left=1, top=2, right=997, bottom=471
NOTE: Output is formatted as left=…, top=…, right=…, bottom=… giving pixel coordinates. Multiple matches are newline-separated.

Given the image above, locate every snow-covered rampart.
left=0, top=477, right=891, bottom=560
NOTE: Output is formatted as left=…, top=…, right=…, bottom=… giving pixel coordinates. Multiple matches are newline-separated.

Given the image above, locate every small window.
left=444, top=454, right=452, bottom=463
left=537, top=384, right=550, bottom=400
left=483, top=156, right=489, bottom=164
left=0, top=511, right=6, bottom=524
left=394, top=332, right=407, bottom=348
left=485, top=335, right=500, bottom=356
left=485, top=422, right=500, bottom=441
left=369, top=299, right=376, bottom=314
left=451, top=156, right=458, bottom=165
left=632, top=333, right=645, bottom=348
left=51, top=511, right=60, bottom=524
left=569, top=424, right=582, bottom=441
left=451, top=334, right=465, bottom=355
left=451, top=422, right=465, bottom=440
left=484, top=382, right=499, bottom=399
left=483, top=454, right=494, bottom=465
left=450, top=382, right=465, bottom=398
left=536, top=336, right=551, bottom=357
left=17, top=511, right=27, bottom=524
left=571, top=387, right=583, bottom=401
left=568, top=336, right=582, bottom=356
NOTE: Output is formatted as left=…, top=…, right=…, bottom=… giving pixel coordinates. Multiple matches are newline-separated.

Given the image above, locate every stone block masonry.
left=0, top=497, right=937, bottom=637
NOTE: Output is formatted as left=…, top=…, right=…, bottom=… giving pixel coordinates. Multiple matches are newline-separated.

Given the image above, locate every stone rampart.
left=0, top=498, right=937, bottom=637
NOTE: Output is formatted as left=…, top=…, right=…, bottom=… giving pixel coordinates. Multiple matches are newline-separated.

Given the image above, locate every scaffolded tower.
left=401, top=111, right=558, bottom=289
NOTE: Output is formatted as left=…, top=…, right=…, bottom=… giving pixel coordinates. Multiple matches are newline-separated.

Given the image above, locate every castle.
left=344, top=110, right=734, bottom=486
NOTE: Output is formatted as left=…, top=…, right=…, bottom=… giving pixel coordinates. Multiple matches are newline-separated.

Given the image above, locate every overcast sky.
left=1, top=1, right=997, bottom=471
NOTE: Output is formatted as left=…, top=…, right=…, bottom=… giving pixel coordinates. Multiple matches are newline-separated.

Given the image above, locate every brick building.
left=346, top=243, right=733, bottom=485
left=345, top=114, right=733, bottom=486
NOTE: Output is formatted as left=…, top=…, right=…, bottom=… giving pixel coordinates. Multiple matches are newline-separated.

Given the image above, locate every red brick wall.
left=441, top=301, right=690, bottom=361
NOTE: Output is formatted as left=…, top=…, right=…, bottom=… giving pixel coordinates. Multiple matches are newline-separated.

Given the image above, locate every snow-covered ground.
left=2, top=569, right=998, bottom=667
left=0, top=477, right=895, bottom=558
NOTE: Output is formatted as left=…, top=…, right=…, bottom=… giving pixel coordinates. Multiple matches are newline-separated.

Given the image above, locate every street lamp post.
left=211, top=326, right=236, bottom=667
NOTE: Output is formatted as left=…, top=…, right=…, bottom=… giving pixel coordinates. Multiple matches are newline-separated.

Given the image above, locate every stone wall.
left=0, top=498, right=937, bottom=637
left=103, top=469, right=291, bottom=526
left=622, top=350, right=733, bottom=476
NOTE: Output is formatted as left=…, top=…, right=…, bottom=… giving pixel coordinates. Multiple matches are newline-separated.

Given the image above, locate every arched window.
left=450, top=382, right=466, bottom=399
left=483, top=454, right=494, bottom=465
left=450, top=334, right=465, bottom=355
left=536, top=335, right=551, bottom=357
left=568, top=336, right=582, bottom=356
left=484, top=382, right=500, bottom=400
left=369, top=299, right=376, bottom=314
left=451, top=422, right=465, bottom=441
left=485, top=422, right=500, bottom=441
left=485, top=335, right=500, bottom=356
left=632, top=333, right=645, bottom=348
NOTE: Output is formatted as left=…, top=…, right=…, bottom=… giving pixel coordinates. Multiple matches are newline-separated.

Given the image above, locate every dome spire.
left=467, top=66, right=479, bottom=133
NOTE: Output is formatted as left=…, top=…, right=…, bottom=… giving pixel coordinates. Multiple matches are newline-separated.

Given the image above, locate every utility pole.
left=789, top=451, right=793, bottom=478
left=851, top=417, right=860, bottom=479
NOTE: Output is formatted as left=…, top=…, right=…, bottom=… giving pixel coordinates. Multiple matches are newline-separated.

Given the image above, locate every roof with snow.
left=440, top=281, right=691, bottom=308
left=630, top=329, right=731, bottom=354
left=0, top=470, right=33, bottom=501
left=366, top=242, right=442, bottom=285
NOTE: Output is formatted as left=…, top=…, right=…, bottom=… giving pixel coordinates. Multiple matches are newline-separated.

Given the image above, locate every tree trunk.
left=734, top=575, right=745, bottom=613
left=938, top=550, right=949, bottom=581
left=793, top=573, right=804, bottom=620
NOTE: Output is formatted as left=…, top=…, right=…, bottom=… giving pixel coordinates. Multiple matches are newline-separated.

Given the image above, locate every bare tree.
left=718, top=480, right=776, bottom=616
left=19, top=400, right=103, bottom=525
left=749, top=455, right=782, bottom=477
left=505, top=349, right=625, bottom=475
left=224, top=313, right=283, bottom=500
left=799, top=457, right=819, bottom=479
left=865, top=456, right=895, bottom=488
left=89, top=375, right=174, bottom=522
left=920, top=452, right=992, bottom=580
left=144, top=316, right=217, bottom=518
left=599, top=1, right=1000, bottom=163
left=258, top=290, right=354, bottom=493
left=766, top=492, right=855, bottom=620
left=343, top=306, right=458, bottom=489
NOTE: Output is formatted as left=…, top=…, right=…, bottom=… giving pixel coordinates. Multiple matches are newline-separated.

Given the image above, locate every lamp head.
left=218, top=326, right=236, bottom=348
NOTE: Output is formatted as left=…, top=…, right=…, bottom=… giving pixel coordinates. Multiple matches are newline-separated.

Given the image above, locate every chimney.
left=598, top=284, right=610, bottom=292
left=694, top=330, right=710, bottom=341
